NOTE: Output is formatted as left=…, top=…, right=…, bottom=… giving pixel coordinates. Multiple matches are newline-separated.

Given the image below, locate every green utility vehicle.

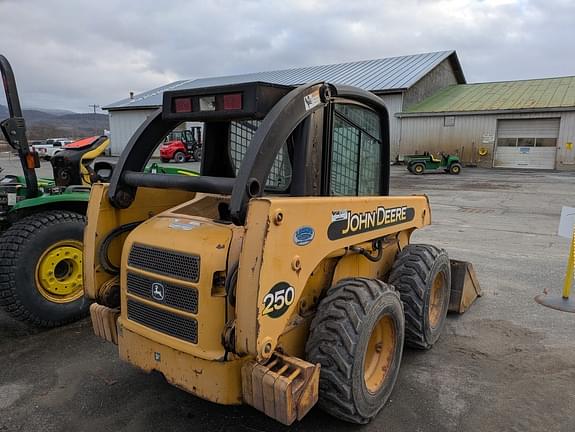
left=404, top=152, right=462, bottom=175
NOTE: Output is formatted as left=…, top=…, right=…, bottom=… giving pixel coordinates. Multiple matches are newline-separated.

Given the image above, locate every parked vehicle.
left=159, top=127, right=202, bottom=163
left=32, top=138, right=73, bottom=160
left=404, top=152, right=462, bottom=175
left=0, top=55, right=199, bottom=328
left=87, top=81, right=480, bottom=425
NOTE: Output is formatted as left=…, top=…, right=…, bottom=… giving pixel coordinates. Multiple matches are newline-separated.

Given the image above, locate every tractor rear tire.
left=449, top=163, right=462, bottom=175
left=306, top=278, right=404, bottom=424
left=174, top=152, right=186, bottom=163
left=412, top=163, right=425, bottom=175
left=0, top=210, right=90, bottom=327
left=193, top=147, right=202, bottom=162
left=388, top=244, right=451, bottom=350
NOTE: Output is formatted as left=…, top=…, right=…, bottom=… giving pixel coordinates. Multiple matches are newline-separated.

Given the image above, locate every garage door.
left=494, top=118, right=560, bottom=169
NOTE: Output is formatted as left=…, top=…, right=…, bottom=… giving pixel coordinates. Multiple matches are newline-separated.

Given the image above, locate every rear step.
left=90, top=303, right=120, bottom=344
left=242, top=353, right=320, bottom=425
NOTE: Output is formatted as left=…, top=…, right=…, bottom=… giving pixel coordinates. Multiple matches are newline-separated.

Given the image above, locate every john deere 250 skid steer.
left=86, top=81, right=480, bottom=424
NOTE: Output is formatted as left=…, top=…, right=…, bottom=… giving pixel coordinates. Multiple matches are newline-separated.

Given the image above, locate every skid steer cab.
left=86, top=81, right=479, bottom=425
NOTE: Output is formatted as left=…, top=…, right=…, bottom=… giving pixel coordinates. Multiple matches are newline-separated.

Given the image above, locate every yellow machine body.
left=85, top=185, right=431, bottom=409
left=84, top=81, right=480, bottom=425
left=80, top=137, right=111, bottom=185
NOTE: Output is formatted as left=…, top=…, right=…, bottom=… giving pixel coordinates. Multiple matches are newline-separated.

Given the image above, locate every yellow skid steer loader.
left=85, top=81, right=480, bottom=424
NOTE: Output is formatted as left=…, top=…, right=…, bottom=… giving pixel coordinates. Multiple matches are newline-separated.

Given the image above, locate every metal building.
left=103, top=50, right=465, bottom=156
left=399, top=77, right=575, bottom=170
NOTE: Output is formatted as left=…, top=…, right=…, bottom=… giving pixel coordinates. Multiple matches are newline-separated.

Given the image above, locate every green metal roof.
left=405, top=76, right=575, bottom=114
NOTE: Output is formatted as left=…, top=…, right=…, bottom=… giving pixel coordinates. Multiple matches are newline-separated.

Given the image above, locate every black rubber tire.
left=412, top=163, right=425, bottom=175
left=160, top=157, right=170, bottom=163
left=0, top=210, right=90, bottom=327
left=306, top=278, right=404, bottom=424
left=449, top=163, right=462, bottom=175
left=174, top=151, right=186, bottom=163
left=388, top=244, right=451, bottom=350
left=192, top=147, right=202, bottom=162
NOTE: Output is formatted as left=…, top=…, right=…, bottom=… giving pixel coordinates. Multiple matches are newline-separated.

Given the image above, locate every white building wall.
left=400, top=111, right=575, bottom=169
left=108, top=109, right=156, bottom=156
left=557, top=111, right=575, bottom=169
left=378, top=93, right=403, bottom=160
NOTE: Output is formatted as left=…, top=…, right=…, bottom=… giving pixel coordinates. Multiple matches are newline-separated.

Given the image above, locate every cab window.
left=229, top=120, right=292, bottom=192
left=330, top=104, right=382, bottom=196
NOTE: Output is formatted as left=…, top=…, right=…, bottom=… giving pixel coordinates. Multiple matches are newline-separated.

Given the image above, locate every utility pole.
left=88, top=104, right=100, bottom=134
left=88, top=104, right=100, bottom=121
left=88, top=104, right=100, bottom=116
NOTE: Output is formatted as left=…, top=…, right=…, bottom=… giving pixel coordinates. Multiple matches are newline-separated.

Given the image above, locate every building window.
left=497, top=137, right=557, bottom=148
left=497, top=138, right=517, bottom=147
left=517, top=138, right=535, bottom=147
left=535, top=138, right=557, bottom=147
left=444, top=116, right=455, bottom=127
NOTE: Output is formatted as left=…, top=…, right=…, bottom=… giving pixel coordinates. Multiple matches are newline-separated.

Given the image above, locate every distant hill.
left=0, top=105, right=108, bottom=140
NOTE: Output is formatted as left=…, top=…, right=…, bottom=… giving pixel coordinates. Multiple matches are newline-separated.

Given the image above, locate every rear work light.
left=163, top=82, right=292, bottom=120
left=174, top=97, right=192, bottom=113
left=223, top=93, right=242, bottom=110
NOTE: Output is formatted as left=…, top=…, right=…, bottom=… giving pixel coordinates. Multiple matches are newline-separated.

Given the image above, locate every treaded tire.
left=0, top=210, right=90, bottom=327
left=412, top=163, right=425, bottom=175
left=306, top=278, right=404, bottom=424
left=174, top=151, right=186, bottom=163
left=389, top=244, right=451, bottom=350
left=193, top=147, right=202, bottom=162
left=449, top=163, right=462, bottom=175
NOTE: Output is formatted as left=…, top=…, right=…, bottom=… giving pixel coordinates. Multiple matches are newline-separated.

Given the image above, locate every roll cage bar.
left=108, top=81, right=390, bottom=225
left=0, top=55, right=39, bottom=198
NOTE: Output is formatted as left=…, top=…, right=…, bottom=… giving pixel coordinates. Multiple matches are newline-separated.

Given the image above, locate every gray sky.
left=1, top=0, right=573, bottom=112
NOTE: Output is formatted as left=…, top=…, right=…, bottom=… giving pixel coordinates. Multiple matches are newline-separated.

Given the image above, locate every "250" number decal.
left=262, top=282, right=295, bottom=318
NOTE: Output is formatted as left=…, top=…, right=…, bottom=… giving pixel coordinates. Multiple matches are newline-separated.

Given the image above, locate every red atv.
left=159, top=127, right=202, bottom=163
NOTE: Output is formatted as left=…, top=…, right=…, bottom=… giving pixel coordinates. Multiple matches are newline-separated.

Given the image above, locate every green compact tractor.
left=405, top=152, right=462, bottom=175
left=0, top=55, right=196, bottom=327
left=0, top=55, right=116, bottom=327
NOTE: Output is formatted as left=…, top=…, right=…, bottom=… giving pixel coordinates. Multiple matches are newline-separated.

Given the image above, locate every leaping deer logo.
left=151, top=282, right=165, bottom=301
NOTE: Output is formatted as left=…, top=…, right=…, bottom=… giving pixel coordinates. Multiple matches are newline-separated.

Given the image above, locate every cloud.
left=0, top=0, right=573, bottom=111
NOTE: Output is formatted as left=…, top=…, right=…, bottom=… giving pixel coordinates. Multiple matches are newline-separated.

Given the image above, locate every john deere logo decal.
left=151, top=282, right=165, bottom=301
left=328, top=206, right=414, bottom=240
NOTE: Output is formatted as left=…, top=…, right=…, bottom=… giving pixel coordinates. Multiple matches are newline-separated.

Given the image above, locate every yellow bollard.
left=562, top=227, right=574, bottom=299
left=535, top=224, right=575, bottom=312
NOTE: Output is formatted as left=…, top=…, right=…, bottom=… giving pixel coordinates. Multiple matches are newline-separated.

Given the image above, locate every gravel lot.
left=1, top=158, right=574, bottom=432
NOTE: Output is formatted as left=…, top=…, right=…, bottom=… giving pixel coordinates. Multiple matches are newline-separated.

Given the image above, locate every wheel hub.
left=429, top=272, right=446, bottom=328
left=364, top=315, right=396, bottom=393
left=36, top=241, right=83, bottom=302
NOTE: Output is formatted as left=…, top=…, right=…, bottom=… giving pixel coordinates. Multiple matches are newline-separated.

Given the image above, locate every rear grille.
left=127, top=272, right=198, bottom=314
left=128, top=244, right=200, bottom=282
left=127, top=299, right=198, bottom=344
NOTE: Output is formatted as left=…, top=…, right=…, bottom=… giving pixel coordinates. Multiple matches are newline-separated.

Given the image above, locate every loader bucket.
left=449, top=259, right=481, bottom=313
